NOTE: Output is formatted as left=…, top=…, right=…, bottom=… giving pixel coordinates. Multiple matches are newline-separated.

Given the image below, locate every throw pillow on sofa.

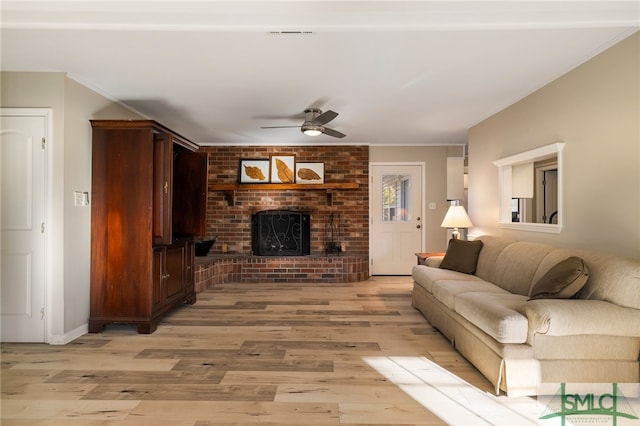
left=439, top=239, right=484, bottom=274
left=528, top=256, right=589, bottom=300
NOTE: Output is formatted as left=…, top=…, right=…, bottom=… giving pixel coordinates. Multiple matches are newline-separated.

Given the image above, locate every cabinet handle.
left=162, top=273, right=170, bottom=280
left=164, top=181, right=168, bottom=194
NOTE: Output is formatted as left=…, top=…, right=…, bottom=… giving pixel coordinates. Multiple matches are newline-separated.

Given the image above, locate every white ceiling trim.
left=3, top=1, right=639, bottom=32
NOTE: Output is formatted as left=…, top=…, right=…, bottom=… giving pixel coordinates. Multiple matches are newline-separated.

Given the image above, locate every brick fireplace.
left=194, top=145, right=369, bottom=286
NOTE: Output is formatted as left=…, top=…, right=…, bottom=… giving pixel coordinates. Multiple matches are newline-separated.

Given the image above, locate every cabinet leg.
left=136, top=322, right=158, bottom=334
left=88, top=321, right=104, bottom=333
left=136, top=323, right=150, bottom=334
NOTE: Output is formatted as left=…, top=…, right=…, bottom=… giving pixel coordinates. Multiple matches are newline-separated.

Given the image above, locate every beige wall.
left=468, top=32, right=639, bottom=257
left=1, top=72, right=142, bottom=342
left=370, top=145, right=465, bottom=252
left=63, top=77, right=143, bottom=334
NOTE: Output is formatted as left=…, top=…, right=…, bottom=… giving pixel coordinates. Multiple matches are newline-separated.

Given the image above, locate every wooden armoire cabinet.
left=89, top=120, right=208, bottom=334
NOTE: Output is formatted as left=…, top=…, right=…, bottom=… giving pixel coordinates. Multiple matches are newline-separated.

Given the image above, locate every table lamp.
left=441, top=205, right=473, bottom=239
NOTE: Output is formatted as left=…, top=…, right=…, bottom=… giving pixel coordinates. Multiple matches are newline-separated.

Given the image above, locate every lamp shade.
left=441, top=205, right=473, bottom=229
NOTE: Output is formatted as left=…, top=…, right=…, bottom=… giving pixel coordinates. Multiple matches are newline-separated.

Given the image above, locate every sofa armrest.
left=524, top=299, right=640, bottom=337
left=424, top=256, right=444, bottom=267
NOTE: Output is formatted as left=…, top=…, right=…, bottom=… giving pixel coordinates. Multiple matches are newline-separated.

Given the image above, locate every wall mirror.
left=493, top=143, right=565, bottom=233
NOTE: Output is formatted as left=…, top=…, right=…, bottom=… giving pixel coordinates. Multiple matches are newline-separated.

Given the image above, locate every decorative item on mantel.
left=441, top=201, right=473, bottom=240
left=296, top=162, right=325, bottom=184
left=239, top=159, right=270, bottom=183
left=270, top=154, right=295, bottom=183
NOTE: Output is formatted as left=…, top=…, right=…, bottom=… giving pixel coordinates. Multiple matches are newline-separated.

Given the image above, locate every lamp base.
left=451, top=228, right=461, bottom=239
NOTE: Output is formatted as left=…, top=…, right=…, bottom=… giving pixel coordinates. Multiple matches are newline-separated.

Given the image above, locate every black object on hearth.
left=194, top=237, right=217, bottom=256
left=325, top=213, right=342, bottom=255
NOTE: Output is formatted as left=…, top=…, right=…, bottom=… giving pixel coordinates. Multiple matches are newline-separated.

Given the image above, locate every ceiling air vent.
left=267, top=31, right=315, bottom=36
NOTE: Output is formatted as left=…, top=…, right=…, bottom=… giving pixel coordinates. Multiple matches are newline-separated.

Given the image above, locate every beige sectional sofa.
left=411, top=235, right=640, bottom=397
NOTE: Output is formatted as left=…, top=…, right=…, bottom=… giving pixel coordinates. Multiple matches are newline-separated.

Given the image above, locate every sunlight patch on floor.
left=363, top=356, right=545, bottom=426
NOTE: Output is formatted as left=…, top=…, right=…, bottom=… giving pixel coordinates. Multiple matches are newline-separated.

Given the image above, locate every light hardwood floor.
left=1, top=276, right=540, bottom=425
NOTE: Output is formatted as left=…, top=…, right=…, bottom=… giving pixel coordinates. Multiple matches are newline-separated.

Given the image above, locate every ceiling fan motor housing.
left=304, top=107, right=323, bottom=119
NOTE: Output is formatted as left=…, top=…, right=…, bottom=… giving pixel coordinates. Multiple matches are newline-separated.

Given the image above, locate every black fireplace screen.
left=252, top=210, right=311, bottom=256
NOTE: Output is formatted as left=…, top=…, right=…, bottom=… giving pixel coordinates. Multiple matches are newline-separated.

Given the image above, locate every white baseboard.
left=48, top=323, right=88, bottom=345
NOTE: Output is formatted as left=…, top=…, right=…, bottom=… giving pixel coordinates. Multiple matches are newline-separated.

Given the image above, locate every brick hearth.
left=195, top=254, right=369, bottom=291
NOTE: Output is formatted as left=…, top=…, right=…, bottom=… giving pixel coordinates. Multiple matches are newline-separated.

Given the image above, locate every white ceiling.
left=2, top=1, right=638, bottom=146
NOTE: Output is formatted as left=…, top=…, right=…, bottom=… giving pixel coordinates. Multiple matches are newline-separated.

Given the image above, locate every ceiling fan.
left=261, top=108, right=346, bottom=138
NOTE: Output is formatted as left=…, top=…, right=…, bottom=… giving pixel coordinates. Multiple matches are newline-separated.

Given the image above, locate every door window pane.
left=382, top=174, right=410, bottom=222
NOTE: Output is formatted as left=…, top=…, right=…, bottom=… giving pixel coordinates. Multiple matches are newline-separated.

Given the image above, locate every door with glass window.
left=370, top=164, right=423, bottom=275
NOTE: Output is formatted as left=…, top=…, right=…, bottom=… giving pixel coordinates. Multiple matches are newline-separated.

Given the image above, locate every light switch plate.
left=74, top=191, right=90, bottom=206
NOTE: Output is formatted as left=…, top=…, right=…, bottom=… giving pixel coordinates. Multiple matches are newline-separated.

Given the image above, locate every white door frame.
left=1, top=108, right=53, bottom=343
left=369, top=162, right=425, bottom=273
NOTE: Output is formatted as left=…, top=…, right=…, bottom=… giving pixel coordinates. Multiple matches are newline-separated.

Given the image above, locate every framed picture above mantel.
left=239, top=159, right=270, bottom=183
left=270, top=154, right=295, bottom=183
left=296, top=162, right=324, bottom=183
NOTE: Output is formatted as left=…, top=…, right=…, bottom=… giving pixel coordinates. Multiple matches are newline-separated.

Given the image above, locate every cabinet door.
left=165, top=244, right=186, bottom=305
left=152, top=247, right=164, bottom=311
left=173, top=152, right=209, bottom=237
left=184, top=240, right=195, bottom=303
left=91, top=127, right=155, bottom=319
left=153, top=133, right=173, bottom=245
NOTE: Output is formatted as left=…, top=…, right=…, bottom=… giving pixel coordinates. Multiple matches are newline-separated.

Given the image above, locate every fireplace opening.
left=252, top=210, right=311, bottom=256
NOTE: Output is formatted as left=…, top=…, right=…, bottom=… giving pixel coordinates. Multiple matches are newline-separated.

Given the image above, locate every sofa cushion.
left=528, top=256, right=589, bottom=300
left=489, top=241, right=555, bottom=296
left=474, top=235, right=515, bottom=282
left=431, top=280, right=509, bottom=310
left=439, top=239, right=484, bottom=274
left=412, top=265, right=482, bottom=293
left=455, top=292, right=530, bottom=344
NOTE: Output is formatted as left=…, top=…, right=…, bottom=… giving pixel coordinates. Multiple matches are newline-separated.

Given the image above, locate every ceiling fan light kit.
left=302, top=125, right=323, bottom=137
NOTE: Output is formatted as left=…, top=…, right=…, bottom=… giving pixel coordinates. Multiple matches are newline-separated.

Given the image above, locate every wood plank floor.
left=1, top=276, right=540, bottom=425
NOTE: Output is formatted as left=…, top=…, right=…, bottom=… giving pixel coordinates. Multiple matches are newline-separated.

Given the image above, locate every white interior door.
left=370, top=163, right=423, bottom=275
left=1, top=110, right=48, bottom=342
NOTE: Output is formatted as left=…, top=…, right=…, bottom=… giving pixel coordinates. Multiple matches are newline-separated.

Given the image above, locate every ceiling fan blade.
left=260, top=125, right=300, bottom=129
left=314, top=110, right=338, bottom=125
left=322, top=127, right=346, bottom=138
